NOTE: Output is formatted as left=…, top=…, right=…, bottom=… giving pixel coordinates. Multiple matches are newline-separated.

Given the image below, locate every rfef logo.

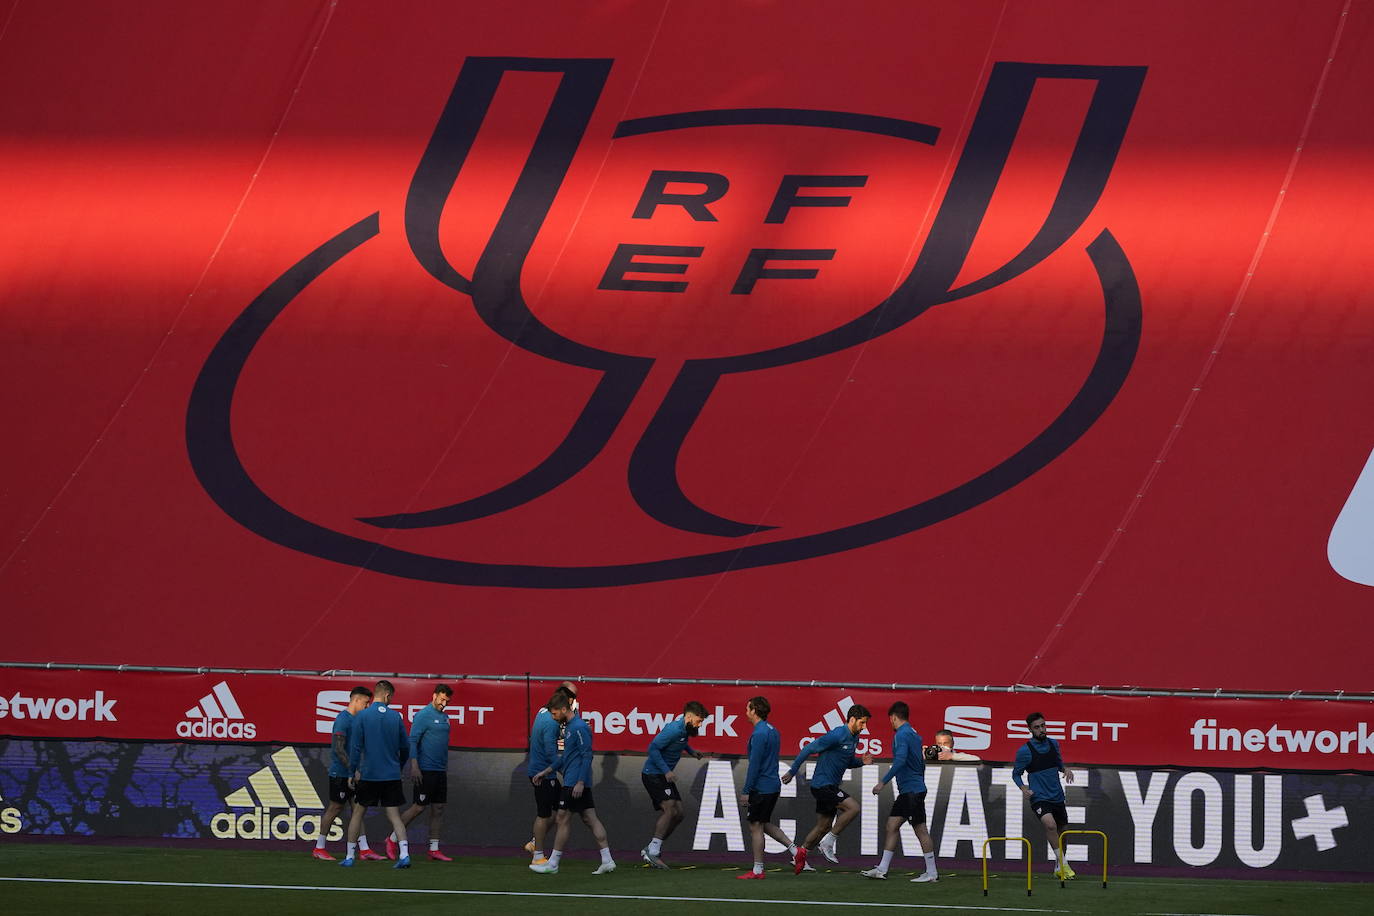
left=209, top=747, right=340, bottom=841
left=189, top=58, right=1145, bottom=587
left=178, top=681, right=257, bottom=739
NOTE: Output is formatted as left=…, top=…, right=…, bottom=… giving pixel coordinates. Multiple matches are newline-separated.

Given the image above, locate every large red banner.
left=2, top=669, right=1370, bottom=771
left=2, top=2, right=1372, bottom=694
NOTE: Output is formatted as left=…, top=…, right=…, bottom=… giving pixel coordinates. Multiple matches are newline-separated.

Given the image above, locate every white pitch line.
left=0, top=877, right=1067, bottom=912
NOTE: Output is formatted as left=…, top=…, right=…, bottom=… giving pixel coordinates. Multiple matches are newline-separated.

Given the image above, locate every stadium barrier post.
left=981, top=836, right=1032, bottom=897
left=1057, top=829, right=1108, bottom=888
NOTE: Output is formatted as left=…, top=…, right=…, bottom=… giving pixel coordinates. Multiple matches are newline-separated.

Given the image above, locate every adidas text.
left=210, top=807, right=342, bottom=841
left=177, top=719, right=258, bottom=739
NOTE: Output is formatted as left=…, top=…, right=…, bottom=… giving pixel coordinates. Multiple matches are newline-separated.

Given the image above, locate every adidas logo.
left=209, top=748, right=339, bottom=841
left=801, top=696, right=883, bottom=755
left=177, top=681, right=257, bottom=739
left=0, top=790, right=21, bottom=834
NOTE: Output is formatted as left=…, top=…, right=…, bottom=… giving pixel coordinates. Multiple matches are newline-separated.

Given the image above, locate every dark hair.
left=847, top=704, right=872, bottom=721
left=683, top=700, right=708, bottom=718
left=433, top=684, right=453, bottom=698
left=747, top=696, right=770, bottom=720
left=548, top=693, right=571, bottom=711
left=935, top=729, right=954, bottom=739
left=887, top=701, right=909, bottom=720
left=1026, top=712, right=1046, bottom=727
left=374, top=679, right=395, bottom=698
left=349, top=686, right=372, bottom=699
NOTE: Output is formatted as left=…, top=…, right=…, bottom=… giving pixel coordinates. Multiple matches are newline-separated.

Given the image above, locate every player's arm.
left=880, top=728, right=909, bottom=786
left=332, top=731, right=350, bottom=771
left=570, top=730, right=592, bottom=795
left=1056, top=739, right=1074, bottom=783
left=537, top=718, right=564, bottom=779
left=785, top=731, right=832, bottom=782
left=348, top=725, right=364, bottom=782
left=741, top=731, right=762, bottom=797
left=1012, top=746, right=1031, bottom=798
left=645, top=724, right=675, bottom=773
left=407, top=715, right=427, bottom=779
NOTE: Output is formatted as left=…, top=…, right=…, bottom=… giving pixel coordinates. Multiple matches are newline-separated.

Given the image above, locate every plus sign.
left=1291, top=794, right=1348, bottom=851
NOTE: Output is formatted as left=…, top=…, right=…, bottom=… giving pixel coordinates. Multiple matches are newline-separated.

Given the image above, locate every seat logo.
left=188, top=58, right=1145, bottom=588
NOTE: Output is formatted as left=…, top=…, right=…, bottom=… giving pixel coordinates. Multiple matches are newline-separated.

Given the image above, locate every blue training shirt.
left=528, top=708, right=564, bottom=778
left=348, top=702, right=410, bottom=781
left=561, top=715, right=594, bottom=787
left=882, top=722, right=926, bottom=795
left=643, top=719, right=697, bottom=775
left=1012, top=736, right=1066, bottom=803
left=409, top=704, right=451, bottom=773
left=742, top=719, right=782, bottom=795
left=329, top=710, right=355, bottom=779
left=789, top=724, right=863, bottom=787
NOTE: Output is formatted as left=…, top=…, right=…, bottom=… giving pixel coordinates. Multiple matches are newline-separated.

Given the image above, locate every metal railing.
left=0, top=661, right=1369, bottom=701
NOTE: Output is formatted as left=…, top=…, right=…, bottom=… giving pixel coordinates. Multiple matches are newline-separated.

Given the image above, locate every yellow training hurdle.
left=981, top=836, right=1032, bottom=896
left=1057, top=829, right=1109, bottom=889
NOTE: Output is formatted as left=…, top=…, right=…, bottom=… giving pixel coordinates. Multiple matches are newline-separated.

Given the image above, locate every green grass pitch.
left=1, top=846, right=1372, bottom=915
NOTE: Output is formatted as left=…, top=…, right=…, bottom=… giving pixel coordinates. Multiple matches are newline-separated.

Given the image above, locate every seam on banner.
left=0, top=0, right=342, bottom=583
left=1019, top=0, right=1356, bottom=684
left=643, top=0, right=1013, bottom=676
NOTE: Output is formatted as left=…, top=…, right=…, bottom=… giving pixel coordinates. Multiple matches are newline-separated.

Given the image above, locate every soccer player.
left=1012, top=711, right=1076, bottom=880
left=736, top=696, right=800, bottom=879
left=782, top=704, right=874, bottom=871
left=527, top=691, right=570, bottom=866
left=524, top=681, right=579, bottom=864
left=340, top=679, right=413, bottom=869
left=314, top=685, right=383, bottom=860
left=530, top=697, right=616, bottom=875
left=386, top=684, right=453, bottom=861
left=640, top=700, right=710, bottom=868
left=861, top=702, right=938, bottom=882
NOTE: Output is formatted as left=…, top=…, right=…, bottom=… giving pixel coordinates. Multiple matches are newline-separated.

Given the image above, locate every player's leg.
left=862, top=815, right=905, bottom=878
left=315, top=800, right=344, bottom=859
left=580, top=804, right=616, bottom=873
left=532, top=808, right=572, bottom=873
left=1042, top=807, right=1073, bottom=878
left=911, top=822, right=939, bottom=882
left=831, top=795, right=861, bottom=834
left=388, top=803, right=423, bottom=858
left=640, top=774, right=680, bottom=868
left=340, top=802, right=368, bottom=866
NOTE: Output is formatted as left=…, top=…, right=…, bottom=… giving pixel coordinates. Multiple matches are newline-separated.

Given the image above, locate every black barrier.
left=0, top=739, right=1369, bottom=875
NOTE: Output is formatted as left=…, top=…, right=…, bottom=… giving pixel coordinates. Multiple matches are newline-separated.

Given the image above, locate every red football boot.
left=311, top=848, right=335, bottom=861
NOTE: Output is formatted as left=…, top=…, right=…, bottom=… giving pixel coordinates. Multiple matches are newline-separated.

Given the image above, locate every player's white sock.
left=315, top=837, right=327, bottom=850
left=346, top=842, right=358, bottom=859
left=549, top=850, right=563, bottom=866
left=752, top=861, right=764, bottom=875
left=358, top=836, right=371, bottom=851
left=786, top=842, right=798, bottom=857
left=1054, top=846, right=1066, bottom=871
left=600, top=847, right=614, bottom=865
left=389, top=831, right=398, bottom=842
left=648, top=837, right=663, bottom=855
left=878, top=850, right=894, bottom=872
left=824, top=831, right=840, bottom=847
left=429, top=839, right=440, bottom=851
left=924, top=852, right=937, bottom=876
left=399, top=840, right=410, bottom=858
